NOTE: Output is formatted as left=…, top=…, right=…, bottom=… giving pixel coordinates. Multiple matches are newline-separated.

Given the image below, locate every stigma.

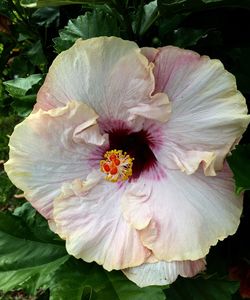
left=100, top=149, right=134, bottom=182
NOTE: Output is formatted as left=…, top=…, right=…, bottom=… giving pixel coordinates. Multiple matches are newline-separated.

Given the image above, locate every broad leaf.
left=171, top=27, right=208, bottom=47
left=47, top=258, right=93, bottom=300
left=0, top=209, right=69, bottom=294
left=201, top=0, right=225, bottom=2
left=3, top=74, right=43, bottom=98
left=164, top=276, right=239, bottom=300
left=13, top=202, right=64, bottom=243
left=27, top=40, right=47, bottom=67
left=0, top=204, right=166, bottom=299
left=0, top=115, right=19, bottom=160
left=54, top=9, right=120, bottom=53
left=32, top=7, right=60, bottom=27
left=157, top=0, right=250, bottom=16
left=0, top=171, right=17, bottom=204
left=226, top=48, right=250, bottom=94
left=227, top=144, right=250, bottom=194
left=139, top=1, right=158, bottom=36
left=49, top=258, right=166, bottom=300
left=104, top=271, right=166, bottom=300
left=21, top=0, right=107, bottom=8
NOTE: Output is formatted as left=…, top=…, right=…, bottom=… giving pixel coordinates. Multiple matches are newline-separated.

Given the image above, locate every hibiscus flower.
left=5, top=37, right=250, bottom=287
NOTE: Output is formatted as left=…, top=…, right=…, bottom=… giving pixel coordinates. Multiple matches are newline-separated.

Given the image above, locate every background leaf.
left=164, top=276, right=239, bottom=300
left=3, top=74, right=43, bottom=98
left=49, top=258, right=96, bottom=300
left=133, top=0, right=158, bottom=36
left=0, top=203, right=167, bottom=299
left=21, top=0, right=107, bottom=8
left=53, top=8, right=121, bottom=53
left=157, top=0, right=250, bottom=16
left=227, top=144, right=250, bottom=194
left=104, top=271, right=166, bottom=300
left=0, top=208, right=69, bottom=294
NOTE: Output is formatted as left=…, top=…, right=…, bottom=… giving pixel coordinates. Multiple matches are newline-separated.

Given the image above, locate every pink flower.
left=5, top=37, right=250, bottom=287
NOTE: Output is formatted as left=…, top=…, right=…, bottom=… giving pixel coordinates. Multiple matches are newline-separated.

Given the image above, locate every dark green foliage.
left=157, top=0, right=250, bottom=16
left=227, top=145, right=250, bottom=194
left=164, top=276, right=239, bottom=300
left=0, top=201, right=241, bottom=300
left=21, top=0, right=108, bottom=8
left=0, top=203, right=166, bottom=299
left=0, top=207, right=69, bottom=294
left=1, top=0, right=250, bottom=299
left=49, top=259, right=166, bottom=300
left=54, top=9, right=121, bottom=53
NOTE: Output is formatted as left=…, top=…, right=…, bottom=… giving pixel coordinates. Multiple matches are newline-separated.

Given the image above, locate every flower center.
left=106, top=127, right=158, bottom=180
left=100, top=149, right=134, bottom=182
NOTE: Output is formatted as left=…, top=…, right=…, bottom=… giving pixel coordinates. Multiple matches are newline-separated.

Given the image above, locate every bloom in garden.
left=4, top=37, right=250, bottom=287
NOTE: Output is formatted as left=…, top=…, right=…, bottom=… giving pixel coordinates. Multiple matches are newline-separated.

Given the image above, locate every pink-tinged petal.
left=121, top=182, right=152, bottom=230
left=4, top=101, right=105, bottom=220
left=144, top=46, right=250, bottom=175
left=53, top=179, right=151, bottom=271
left=35, top=37, right=170, bottom=124
left=123, top=257, right=206, bottom=287
left=141, top=47, right=158, bottom=62
left=122, top=165, right=242, bottom=261
left=128, top=92, right=171, bottom=123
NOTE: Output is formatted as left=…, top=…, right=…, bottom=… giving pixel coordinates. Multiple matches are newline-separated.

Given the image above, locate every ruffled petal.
left=53, top=178, right=151, bottom=271
left=122, top=165, right=242, bottom=261
left=35, top=37, right=170, bottom=124
left=121, top=182, right=152, bottom=230
left=144, top=46, right=250, bottom=175
left=4, top=101, right=106, bottom=219
left=123, top=257, right=206, bottom=287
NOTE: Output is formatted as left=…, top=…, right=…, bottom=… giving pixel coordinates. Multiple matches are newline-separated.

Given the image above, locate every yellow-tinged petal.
left=35, top=36, right=170, bottom=127
left=4, top=100, right=106, bottom=219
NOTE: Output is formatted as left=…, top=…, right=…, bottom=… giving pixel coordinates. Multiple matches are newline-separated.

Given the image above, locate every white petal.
left=35, top=37, right=170, bottom=125
left=4, top=101, right=105, bottom=219
left=122, top=165, right=243, bottom=261
left=53, top=179, right=151, bottom=271
left=121, top=182, right=152, bottom=230
left=144, top=46, right=250, bottom=175
left=123, top=258, right=206, bottom=287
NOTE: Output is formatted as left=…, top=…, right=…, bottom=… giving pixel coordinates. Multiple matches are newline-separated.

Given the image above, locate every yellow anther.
left=100, top=149, right=134, bottom=182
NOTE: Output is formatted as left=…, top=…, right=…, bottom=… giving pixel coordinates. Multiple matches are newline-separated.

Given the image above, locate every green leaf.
left=49, top=258, right=166, bottom=300
left=171, top=27, right=209, bottom=47
left=14, top=203, right=64, bottom=244
left=0, top=0, right=13, bottom=18
left=53, top=9, right=120, bottom=53
left=21, top=0, right=107, bottom=8
left=201, top=0, right=225, bottom=2
left=49, top=259, right=98, bottom=300
left=139, top=1, right=158, bottom=36
left=226, top=48, right=250, bottom=94
left=157, top=0, right=250, bottom=16
left=0, top=209, right=69, bottom=294
left=0, top=114, right=19, bottom=160
left=0, top=203, right=165, bottom=298
left=11, top=98, right=36, bottom=117
left=27, top=40, right=47, bottom=67
left=104, top=271, right=166, bottom=300
left=0, top=171, right=17, bottom=204
left=164, top=276, right=239, bottom=300
left=227, top=144, right=250, bottom=194
left=3, top=74, right=43, bottom=98
left=32, top=7, right=60, bottom=27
